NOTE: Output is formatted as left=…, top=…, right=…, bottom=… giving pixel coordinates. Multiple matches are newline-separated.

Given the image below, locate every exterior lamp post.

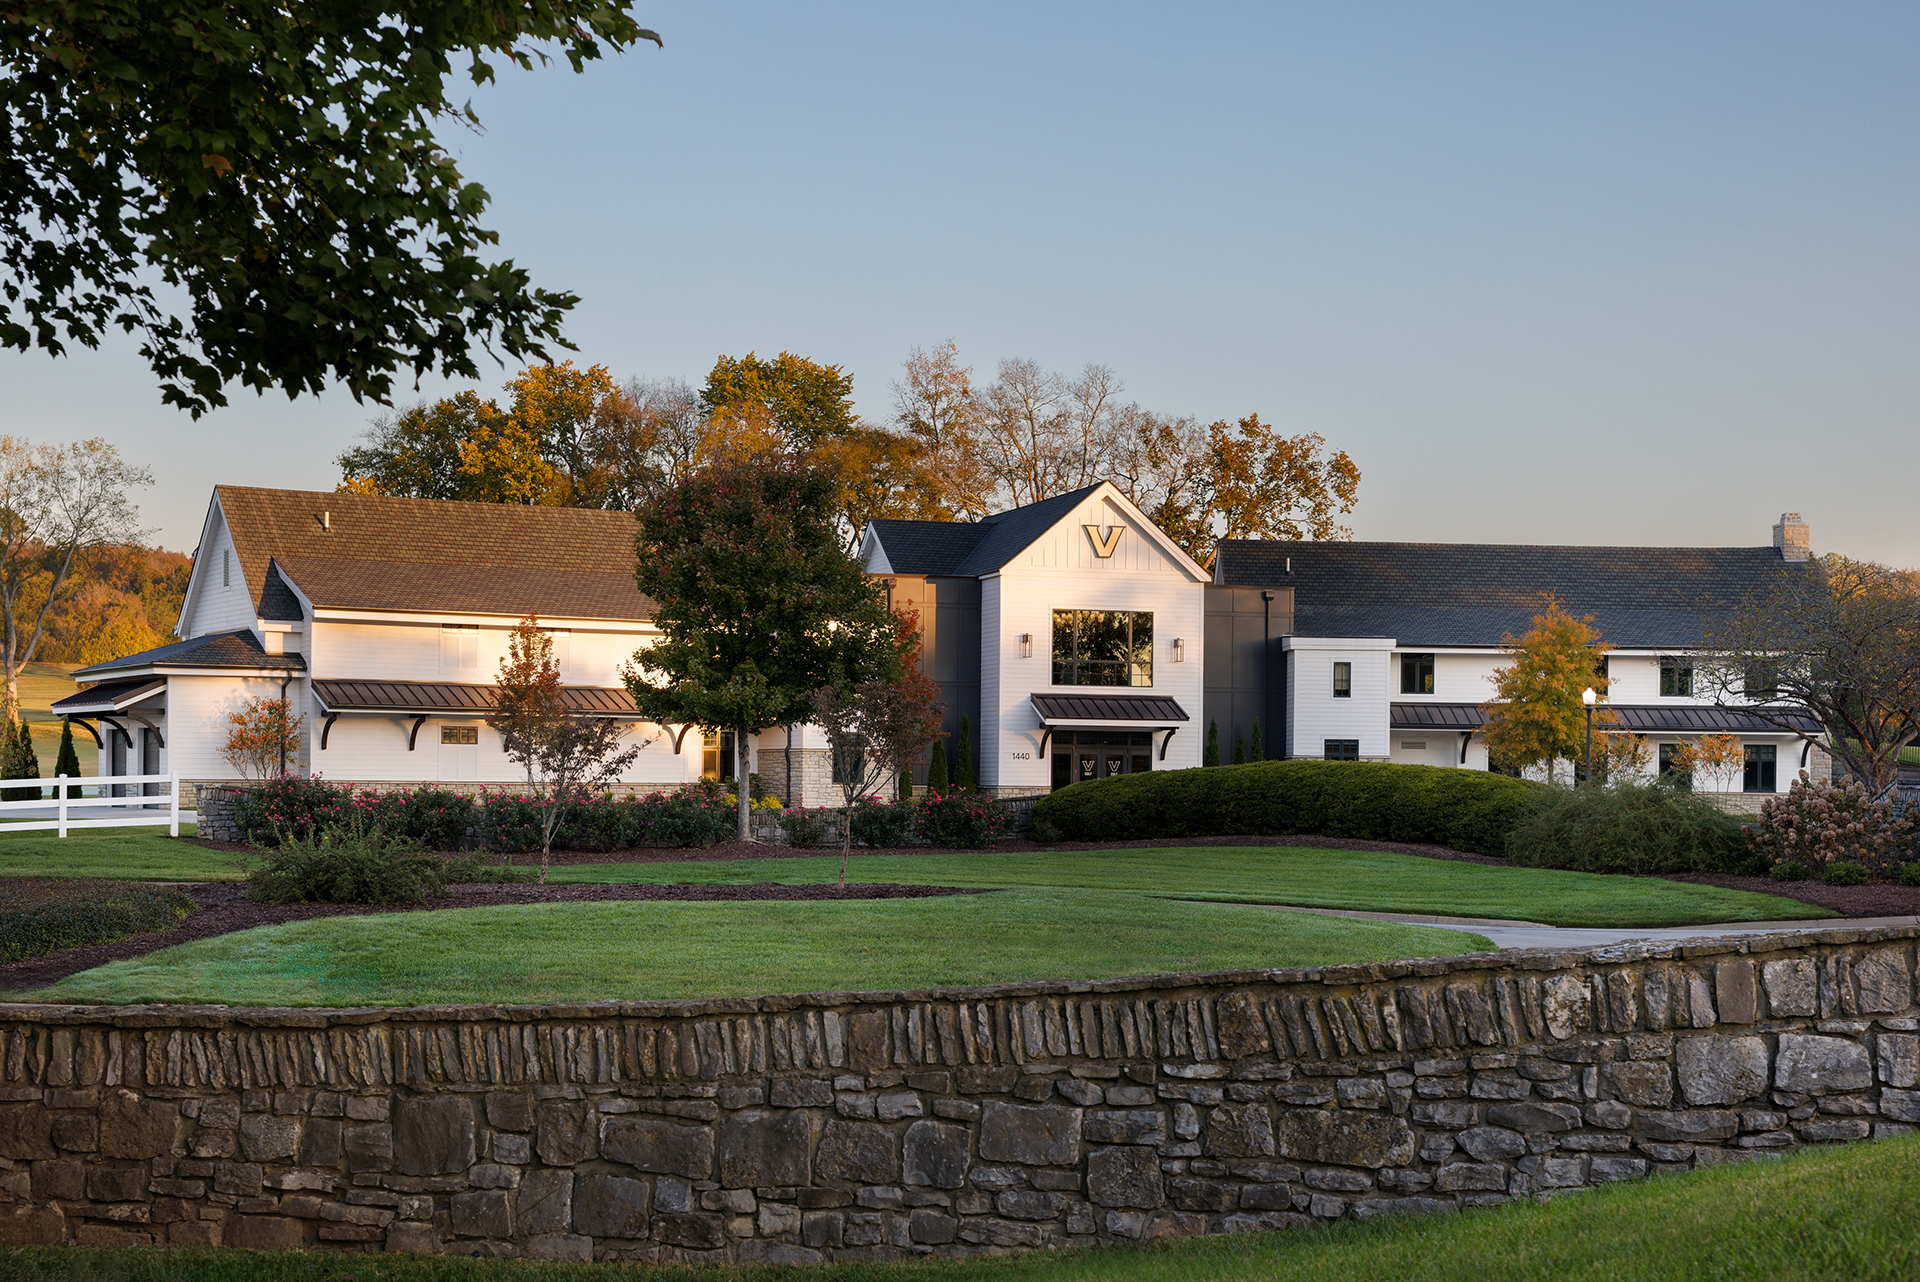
left=1582, top=687, right=1597, bottom=784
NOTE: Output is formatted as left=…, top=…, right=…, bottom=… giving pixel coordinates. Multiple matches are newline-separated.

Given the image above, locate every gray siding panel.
left=1202, top=586, right=1293, bottom=761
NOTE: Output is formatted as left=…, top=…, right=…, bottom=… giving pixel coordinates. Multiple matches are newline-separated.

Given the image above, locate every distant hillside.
left=33, top=547, right=191, bottom=668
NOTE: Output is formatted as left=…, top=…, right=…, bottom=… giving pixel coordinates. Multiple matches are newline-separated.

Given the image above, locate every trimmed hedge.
left=0, top=881, right=194, bottom=962
left=1028, top=761, right=1543, bottom=855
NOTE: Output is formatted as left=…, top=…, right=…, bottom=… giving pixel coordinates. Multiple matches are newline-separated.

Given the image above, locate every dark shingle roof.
left=51, top=679, right=165, bottom=715
left=214, top=486, right=652, bottom=620
left=259, top=562, right=304, bottom=621
left=74, top=629, right=307, bottom=678
left=870, top=484, right=1107, bottom=578
left=1218, top=541, right=1801, bottom=648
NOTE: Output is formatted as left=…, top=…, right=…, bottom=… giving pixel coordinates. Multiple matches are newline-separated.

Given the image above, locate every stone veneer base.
left=0, top=927, right=1914, bottom=1261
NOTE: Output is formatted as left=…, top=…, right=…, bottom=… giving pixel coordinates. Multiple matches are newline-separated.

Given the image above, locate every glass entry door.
left=1050, top=730, right=1154, bottom=791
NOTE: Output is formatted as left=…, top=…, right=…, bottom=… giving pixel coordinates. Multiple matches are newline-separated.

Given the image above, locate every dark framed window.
left=1333, top=662, right=1352, bottom=698
left=1323, top=739, right=1360, bottom=761
left=1744, top=662, right=1779, bottom=700
left=1593, top=655, right=1610, bottom=683
left=831, top=748, right=866, bottom=786
left=441, top=726, right=478, bottom=745
left=1051, top=610, right=1153, bottom=687
left=1660, top=660, right=1693, bottom=697
left=1744, top=744, right=1776, bottom=793
left=1400, top=653, right=1435, bottom=695
left=1658, top=743, right=1691, bottom=790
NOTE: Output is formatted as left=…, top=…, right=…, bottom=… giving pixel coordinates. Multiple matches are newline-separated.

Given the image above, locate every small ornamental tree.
left=221, top=696, right=304, bottom=779
left=1205, top=718, right=1220, bottom=767
left=489, top=614, right=642, bottom=883
left=810, top=659, right=947, bottom=887
left=1665, top=734, right=1746, bottom=791
left=54, top=718, right=80, bottom=798
left=625, top=458, right=905, bottom=841
left=1480, top=594, right=1617, bottom=786
left=926, top=740, right=949, bottom=794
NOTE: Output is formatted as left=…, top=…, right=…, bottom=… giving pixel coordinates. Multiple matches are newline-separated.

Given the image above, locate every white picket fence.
left=0, top=772, right=186, bottom=837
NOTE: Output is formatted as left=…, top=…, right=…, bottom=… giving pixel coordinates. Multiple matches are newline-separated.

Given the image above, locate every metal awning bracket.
left=671, top=724, right=698, bottom=754
left=1159, top=726, right=1178, bottom=761
left=1038, top=728, right=1053, bottom=758
left=406, top=714, right=428, bottom=751
left=321, top=713, right=340, bottom=750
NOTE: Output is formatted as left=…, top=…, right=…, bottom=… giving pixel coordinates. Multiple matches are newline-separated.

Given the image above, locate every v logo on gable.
left=1084, top=525, right=1123, bottom=558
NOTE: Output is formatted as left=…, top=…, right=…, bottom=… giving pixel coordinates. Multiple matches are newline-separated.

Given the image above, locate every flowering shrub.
left=231, top=775, right=352, bottom=844
left=849, top=798, right=915, bottom=848
left=779, top=807, right=834, bottom=849
left=916, top=791, right=1011, bottom=850
left=1748, top=772, right=1917, bottom=876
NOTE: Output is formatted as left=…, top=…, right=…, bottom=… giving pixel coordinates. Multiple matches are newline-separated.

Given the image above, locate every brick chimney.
left=1772, top=512, right=1811, bottom=562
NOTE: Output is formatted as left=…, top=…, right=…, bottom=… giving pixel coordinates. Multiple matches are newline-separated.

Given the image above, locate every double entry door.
left=1050, top=729, right=1153, bottom=791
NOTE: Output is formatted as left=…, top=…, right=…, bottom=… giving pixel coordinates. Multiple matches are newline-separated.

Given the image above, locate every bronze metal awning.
left=313, top=679, right=640, bottom=717
left=1391, top=702, right=1823, bottom=734
left=1030, top=693, right=1190, bottom=724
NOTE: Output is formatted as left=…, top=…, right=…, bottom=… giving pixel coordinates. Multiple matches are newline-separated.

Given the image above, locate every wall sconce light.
left=1020, top=633, right=1033, bottom=659
left=1172, top=637, right=1185, bottom=662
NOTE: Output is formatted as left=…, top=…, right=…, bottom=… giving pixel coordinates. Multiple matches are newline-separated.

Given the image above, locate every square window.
left=1744, top=744, right=1777, bottom=793
left=1660, top=660, right=1693, bottom=697
left=1400, top=653, right=1435, bottom=695
left=440, top=726, right=478, bottom=745
left=1333, top=662, right=1351, bottom=698
left=1323, top=739, right=1360, bottom=761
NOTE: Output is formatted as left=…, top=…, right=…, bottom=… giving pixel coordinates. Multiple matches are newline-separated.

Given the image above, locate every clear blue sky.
left=7, top=2, right=1917, bottom=562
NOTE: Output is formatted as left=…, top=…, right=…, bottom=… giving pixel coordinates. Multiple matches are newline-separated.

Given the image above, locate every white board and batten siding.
left=981, top=491, right=1208, bottom=790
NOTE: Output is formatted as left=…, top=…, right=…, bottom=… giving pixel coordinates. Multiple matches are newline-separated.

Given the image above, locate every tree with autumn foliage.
left=488, top=614, right=641, bottom=883
left=221, top=696, right=305, bottom=779
left=1479, top=594, right=1618, bottom=786
left=624, top=459, right=907, bottom=842
left=809, top=614, right=947, bottom=885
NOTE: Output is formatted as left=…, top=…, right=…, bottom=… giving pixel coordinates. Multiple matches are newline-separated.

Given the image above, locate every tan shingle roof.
left=215, top=487, right=652, bottom=621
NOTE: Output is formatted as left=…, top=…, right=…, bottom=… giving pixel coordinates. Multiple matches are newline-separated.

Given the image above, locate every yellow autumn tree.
left=1479, top=594, right=1617, bottom=786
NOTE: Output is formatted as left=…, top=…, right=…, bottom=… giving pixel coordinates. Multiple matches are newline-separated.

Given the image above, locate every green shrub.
left=232, top=775, right=352, bottom=844
left=0, top=881, right=194, bottom=962
left=243, top=824, right=455, bottom=906
left=1028, top=760, right=1543, bottom=855
left=917, top=791, right=1011, bottom=849
left=1772, top=860, right=1809, bottom=881
left=1902, top=862, right=1920, bottom=887
left=849, top=798, right=916, bottom=848
left=780, top=807, right=833, bottom=849
left=1505, top=783, right=1750, bottom=874
left=1822, top=860, right=1870, bottom=886
left=440, top=854, right=536, bottom=885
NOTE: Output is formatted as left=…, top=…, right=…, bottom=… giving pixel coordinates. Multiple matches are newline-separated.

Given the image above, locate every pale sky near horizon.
left=5, top=2, right=1917, bottom=562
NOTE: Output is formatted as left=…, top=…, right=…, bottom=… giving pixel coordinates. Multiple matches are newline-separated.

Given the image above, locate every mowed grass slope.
left=0, top=828, right=218, bottom=880
left=32, top=891, right=1492, bottom=1006
left=6, top=1132, right=1915, bottom=1281
left=550, top=846, right=1827, bottom=928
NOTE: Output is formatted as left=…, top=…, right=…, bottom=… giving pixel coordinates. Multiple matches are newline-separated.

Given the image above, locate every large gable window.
left=1051, top=610, right=1152, bottom=687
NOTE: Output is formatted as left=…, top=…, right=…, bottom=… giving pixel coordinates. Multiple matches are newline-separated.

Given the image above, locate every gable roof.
left=1216, top=540, right=1802, bottom=648
left=74, top=629, right=307, bottom=680
left=869, top=482, right=1209, bottom=580
left=211, top=487, right=652, bottom=621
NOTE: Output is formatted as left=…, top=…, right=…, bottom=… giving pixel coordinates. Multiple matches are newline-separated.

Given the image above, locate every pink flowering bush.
left=916, top=790, right=1012, bottom=849
left=1748, top=772, right=1917, bottom=877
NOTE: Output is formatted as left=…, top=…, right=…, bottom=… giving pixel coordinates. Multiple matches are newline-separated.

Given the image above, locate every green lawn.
left=548, top=846, right=1828, bottom=929
left=29, top=890, right=1492, bottom=1006
left=7, top=1132, right=1914, bottom=1281
left=0, top=827, right=223, bottom=880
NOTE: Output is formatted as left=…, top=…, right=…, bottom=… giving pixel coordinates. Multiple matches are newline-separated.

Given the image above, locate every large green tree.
left=624, top=459, right=905, bottom=840
left=1, top=2, right=659, bottom=416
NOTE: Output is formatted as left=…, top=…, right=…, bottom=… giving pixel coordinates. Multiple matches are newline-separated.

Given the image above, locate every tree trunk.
left=736, top=730, right=751, bottom=842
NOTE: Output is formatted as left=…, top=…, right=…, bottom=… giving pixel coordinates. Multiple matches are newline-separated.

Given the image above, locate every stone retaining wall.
left=5, top=926, right=1915, bottom=1262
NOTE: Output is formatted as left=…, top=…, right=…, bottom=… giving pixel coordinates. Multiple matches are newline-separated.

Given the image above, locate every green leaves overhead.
left=1, top=2, right=660, bottom=415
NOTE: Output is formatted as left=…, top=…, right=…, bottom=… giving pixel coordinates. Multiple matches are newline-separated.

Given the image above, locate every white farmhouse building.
left=54, top=484, right=1824, bottom=810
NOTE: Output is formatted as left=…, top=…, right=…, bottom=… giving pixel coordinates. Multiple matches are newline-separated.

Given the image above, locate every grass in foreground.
left=0, top=827, right=220, bottom=880
left=29, top=891, right=1491, bottom=1006
left=4, top=1133, right=1914, bottom=1282
left=549, top=846, right=1828, bottom=928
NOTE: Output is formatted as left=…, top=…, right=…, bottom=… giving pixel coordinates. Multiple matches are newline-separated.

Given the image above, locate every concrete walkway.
left=1267, top=903, right=1920, bottom=951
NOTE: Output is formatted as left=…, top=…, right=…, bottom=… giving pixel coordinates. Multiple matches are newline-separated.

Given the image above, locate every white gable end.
left=1005, top=486, right=1208, bottom=581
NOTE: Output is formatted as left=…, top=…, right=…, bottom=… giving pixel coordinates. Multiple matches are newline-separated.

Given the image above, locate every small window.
left=1332, top=662, right=1352, bottom=698
left=831, top=748, right=866, bottom=786
left=1660, top=660, right=1693, bottom=697
left=1593, top=655, right=1609, bottom=683
left=441, top=726, right=478, bottom=745
left=1400, top=653, right=1435, bottom=695
left=222, top=549, right=230, bottom=588
left=1744, top=744, right=1777, bottom=793
left=1744, top=662, right=1778, bottom=700
left=1323, top=739, right=1360, bottom=761
left=1658, top=743, right=1691, bottom=790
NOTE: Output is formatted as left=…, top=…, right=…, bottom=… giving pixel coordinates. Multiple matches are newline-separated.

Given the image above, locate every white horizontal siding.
left=312, top=620, right=654, bottom=687
left=1285, top=640, right=1393, bottom=759
left=182, top=519, right=255, bottom=638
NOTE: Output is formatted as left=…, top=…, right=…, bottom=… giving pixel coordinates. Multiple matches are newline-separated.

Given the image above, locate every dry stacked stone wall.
left=0, top=925, right=1917, bottom=1262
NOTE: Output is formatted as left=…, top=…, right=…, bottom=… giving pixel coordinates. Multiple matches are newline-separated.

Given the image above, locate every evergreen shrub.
left=1821, top=860, right=1870, bottom=886
left=243, top=824, right=455, bottom=906
left=0, top=881, right=194, bottom=961
left=53, top=720, right=81, bottom=798
left=1027, top=760, right=1543, bottom=856
left=1771, top=860, right=1809, bottom=881
left=1505, top=782, right=1753, bottom=874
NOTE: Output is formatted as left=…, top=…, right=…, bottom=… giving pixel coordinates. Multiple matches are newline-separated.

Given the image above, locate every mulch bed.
left=0, top=880, right=986, bottom=993
left=1662, top=872, right=1920, bottom=920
